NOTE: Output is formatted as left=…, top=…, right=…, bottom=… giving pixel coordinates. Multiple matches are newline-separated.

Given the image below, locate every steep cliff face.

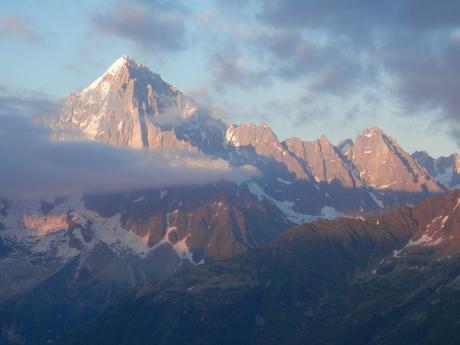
left=284, top=135, right=360, bottom=188
left=225, top=123, right=308, bottom=179
left=350, top=127, right=443, bottom=193
left=57, top=56, right=201, bottom=152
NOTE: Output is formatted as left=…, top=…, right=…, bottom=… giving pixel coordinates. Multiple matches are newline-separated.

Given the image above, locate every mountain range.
left=0, top=56, right=459, bottom=344
left=61, top=190, right=460, bottom=345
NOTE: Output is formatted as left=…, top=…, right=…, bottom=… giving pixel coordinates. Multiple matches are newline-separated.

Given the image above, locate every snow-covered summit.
left=81, top=55, right=146, bottom=95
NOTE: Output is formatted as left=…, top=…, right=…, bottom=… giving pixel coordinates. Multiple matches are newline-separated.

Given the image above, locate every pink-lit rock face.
left=23, top=214, right=68, bottom=236
left=57, top=56, right=199, bottom=152
left=351, top=127, right=443, bottom=193
left=225, top=123, right=308, bottom=180
left=284, top=135, right=361, bottom=188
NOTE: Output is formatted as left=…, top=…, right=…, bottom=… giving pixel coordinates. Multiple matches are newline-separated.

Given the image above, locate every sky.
left=0, top=0, right=459, bottom=157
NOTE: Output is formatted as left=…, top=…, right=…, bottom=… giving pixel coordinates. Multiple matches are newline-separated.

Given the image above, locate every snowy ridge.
left=81, top=55, right=139, bottom=94
left=0, top=198, right=199, bottom=264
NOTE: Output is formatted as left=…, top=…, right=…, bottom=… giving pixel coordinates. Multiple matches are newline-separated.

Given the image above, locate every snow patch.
left=441, top=215, right=449, bottom=229
left=276, top=177, right=292, bottom=185
left=152, top=211, right=202, bottom=265
left=0, top=198, right=153, bottom=260
left=132, top=196, right=145, bottom=203
left=84, top=212, right=149, bottom=256
left=368, top=191, right=384, bottom=208
left=406, top=233, right=443, bottom=247
left=81, top=55, right=135, bottom=95
left=376, top=181, right=397, bottom=189
left=403, top=215, right=446, bottom=248
left=454, top=198, right=460, bottom=211
left=225, top=127, right=241, bottom=147
left=320, top=206, right=343, bottom=219
left=247, top=182, right=340, bottom=224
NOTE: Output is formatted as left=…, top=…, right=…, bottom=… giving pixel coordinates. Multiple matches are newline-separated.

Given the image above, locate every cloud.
left=257, top=0, right=460, bottom=37
left=151, top=103, right=194, bottom=128
left=210, top=50, right=271, bottom=91
left=89, top=1, right=187, bottom=51
left=252, top=31, right=375, bottom=95
left=224, top=0, right=460, bottom=145
left=382, top=34, right=460, bottom=143
left=0, top=115, right=259, bottom=199
left=0, top=85, right=59, bottom=120
left=0, top=13, right=42, bottom=44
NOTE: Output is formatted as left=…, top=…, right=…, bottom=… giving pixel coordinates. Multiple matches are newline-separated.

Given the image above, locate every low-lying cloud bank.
left=0, top=115, right=259, bottom=199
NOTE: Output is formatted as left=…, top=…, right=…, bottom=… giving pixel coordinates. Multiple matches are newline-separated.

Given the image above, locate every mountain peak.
left=59, top=55, right=200, bottom=150
left=107, top=55, right=141, bottom=72
left=351, top=126, right=443, bottom=193
left=319, top=134, right=330, bottom=144
left=81, top=55, right=146, bottom=94
left=361, top=126, right=384, bottom=138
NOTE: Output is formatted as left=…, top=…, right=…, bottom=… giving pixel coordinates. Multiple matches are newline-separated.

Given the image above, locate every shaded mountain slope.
left=60, top=191, right=460, bottom=345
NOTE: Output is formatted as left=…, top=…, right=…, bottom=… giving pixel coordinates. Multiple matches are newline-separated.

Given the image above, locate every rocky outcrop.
left=284, top=135, right=361, bottom=188
left=225, top=123, right=308, bottom=179
left=350, top=127, right=443, bottom=193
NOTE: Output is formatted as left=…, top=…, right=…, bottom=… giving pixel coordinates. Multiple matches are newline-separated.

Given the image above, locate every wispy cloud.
left=89, top=1, right=187, bottom=51
left=250, top=31, right=375, bottom=95
left=210, top=49, right=271, bottom=91
left=0, top=13, right=42, bottom=44
left=211, top=0, right=460, bottom=145
left=0, top=85, right=58, bottom=120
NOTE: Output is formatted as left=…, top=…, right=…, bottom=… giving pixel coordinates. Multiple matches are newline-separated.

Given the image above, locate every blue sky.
left=1, top=0, right=459, bottom=157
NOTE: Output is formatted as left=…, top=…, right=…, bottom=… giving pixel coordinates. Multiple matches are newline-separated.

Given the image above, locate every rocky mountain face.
left=0, top=184, right=292, bottom=344
left=284, top=135, right=360, bottom=187
left=0, top=184, right=290, bottom=295
left=56, top=55, right=225, bottom=153
left=1, top=57, right=455, bottom=307
left=348, top=127, right=442, bottom=193
left=55, top=191, right=460, bottom=345
left=1, top=56, right=456, bottom=274
left=225, top=123, right=308, bottom=179
left=1, top=55, right=460, bottom=344
left=55, top=56, right=448, bottom=199
left=414, top=151, right=460, bottom=189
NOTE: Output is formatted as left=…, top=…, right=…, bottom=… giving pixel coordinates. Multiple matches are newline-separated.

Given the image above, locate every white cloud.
left=0, top=115, right=259, bottom=199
